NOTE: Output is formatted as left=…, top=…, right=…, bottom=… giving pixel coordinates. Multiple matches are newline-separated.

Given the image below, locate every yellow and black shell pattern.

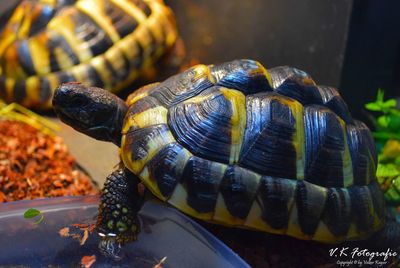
left=120, top=59, right=385, bottom=243
left=0, top=0, right=177, bottom=109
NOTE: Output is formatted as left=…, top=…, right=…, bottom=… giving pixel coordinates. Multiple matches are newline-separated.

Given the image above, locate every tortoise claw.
left=98, top=236, right=123, bottom=261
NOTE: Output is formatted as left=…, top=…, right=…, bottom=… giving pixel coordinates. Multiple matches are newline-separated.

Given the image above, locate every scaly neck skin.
left=90, top=99, right=128, bottom=146
left=109, top=101, right=128, bottom=146
left=52, top=83, right=128, bottom=146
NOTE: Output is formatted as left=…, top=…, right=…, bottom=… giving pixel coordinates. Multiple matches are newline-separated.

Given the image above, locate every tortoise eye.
left=71, top=95, right=88, bottom=106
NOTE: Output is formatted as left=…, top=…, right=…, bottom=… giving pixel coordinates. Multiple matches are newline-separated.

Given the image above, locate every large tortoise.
left=53, top=59, right=399, bottom=258
left=0, top=0, right=177, bottom=109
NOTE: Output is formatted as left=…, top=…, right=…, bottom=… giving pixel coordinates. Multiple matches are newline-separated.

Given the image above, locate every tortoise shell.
left=120, top=59, right=385, bottom=243
left=0, top=0, right=177, bottom=109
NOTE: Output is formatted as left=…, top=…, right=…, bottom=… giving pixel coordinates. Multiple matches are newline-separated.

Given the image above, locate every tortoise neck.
left=110, top=99, right=128, bottom=147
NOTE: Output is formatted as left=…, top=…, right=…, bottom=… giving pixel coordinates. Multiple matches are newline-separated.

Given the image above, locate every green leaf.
left=387, top=115, right=400, bottom=131
left=377, top=89, right=385, bottom=103
left=393, top=175, right=400, bottom=192
left=376, top=163, right=400, bottom=178
left=23, top=208, right=44, bottom=224
left=385, top=187, right=400, bottom=205
left=377, top=115, right=390, bottom=128
left=365, top=103, right=382, bottom=111
left=24, top=208, right=41, bottom=218
left=382, top=99, right=397, bottom=108
left=395, top=156, right=400, bottom=165
left=377, top=173, right=390, bottom=185
left=382, top=139, right=400, bottom=159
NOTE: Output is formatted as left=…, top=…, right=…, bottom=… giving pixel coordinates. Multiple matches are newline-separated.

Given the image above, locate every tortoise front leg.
left=97, top=168, right=144, bottom=260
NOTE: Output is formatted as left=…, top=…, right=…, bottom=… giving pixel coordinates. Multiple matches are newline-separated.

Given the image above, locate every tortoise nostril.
left=53, top=83, right=78, bottom=103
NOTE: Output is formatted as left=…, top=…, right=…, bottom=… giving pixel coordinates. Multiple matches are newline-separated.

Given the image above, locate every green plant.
left=365, top=89, right=400, bottom=146
left=376, top=140, right=400, bottom=205
left=23, top=208, right=44, bottom=224
left=365, top=89, right=400, bottom=206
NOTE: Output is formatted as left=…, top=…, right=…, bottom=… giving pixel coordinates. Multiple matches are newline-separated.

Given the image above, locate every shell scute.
left=142, top=64, right=215, bottom=107
left=105, top=2, right=139, bottom=38
left=239, top=92, right=304, bottom=178
left=346, top=121, right=377, bottom=186
left=122, top=123, right=175, bottom=174
left=168, top=86, right=235, bottom=163
left=182, top=156, right=226, bottom=213
left=304, top=105, right=353, bottom=187
left=123, top=94, right=167, bottom=133
left=258, top=176, right=296, bottom=230
left=269, top=67, right=353, bottom=124
left=321, top=188, right=352, bottom=237
left=146, top=143, right=189, bottom=199
left=210, top=59, right=272, bottom=94
left=219, top=165, right=260, bottom=219
left=294, top=180, right=327, bottom=236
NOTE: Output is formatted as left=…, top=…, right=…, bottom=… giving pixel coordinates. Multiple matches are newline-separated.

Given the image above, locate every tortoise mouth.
left=54, top=106, right=91, bottom=130
left=55, top=107, right=116, bottom=142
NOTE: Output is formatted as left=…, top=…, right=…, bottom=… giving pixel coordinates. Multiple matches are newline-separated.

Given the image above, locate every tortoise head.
left=53, top=82, right=128, bottom=146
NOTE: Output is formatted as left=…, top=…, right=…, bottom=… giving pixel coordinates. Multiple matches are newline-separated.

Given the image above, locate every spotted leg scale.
left=97, top=168, right=143, bottom=245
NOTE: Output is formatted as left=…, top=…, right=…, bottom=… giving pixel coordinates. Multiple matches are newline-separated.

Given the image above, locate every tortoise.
left=53, top=59, right=400, bottom=258
left=0, top=0, right=177, bottom=109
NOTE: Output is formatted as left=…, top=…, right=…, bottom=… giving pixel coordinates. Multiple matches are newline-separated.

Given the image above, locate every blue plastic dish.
left=0, top=195, right=250, bottom=267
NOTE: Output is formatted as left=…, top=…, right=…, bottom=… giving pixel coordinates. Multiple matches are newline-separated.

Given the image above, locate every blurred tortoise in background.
left=53, top=59, right=400, bottom=259
left=0, top=0, right=178, bottom=109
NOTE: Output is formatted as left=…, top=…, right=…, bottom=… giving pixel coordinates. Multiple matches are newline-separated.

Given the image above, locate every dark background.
left=167, top=0, right=353, bottom=88
left=166, top=0, right=400, bottom=123
left=340, top=0, right=400, bottom=121
left=1, top=0, right=399, bottom=123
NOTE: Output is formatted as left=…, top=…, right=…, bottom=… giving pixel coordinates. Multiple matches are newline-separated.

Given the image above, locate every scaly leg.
left=97, top=168, right=144, bottom=260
